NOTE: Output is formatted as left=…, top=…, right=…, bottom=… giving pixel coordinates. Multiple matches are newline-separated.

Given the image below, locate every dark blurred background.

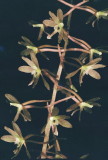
left=0, top=0, right=108, bottom=159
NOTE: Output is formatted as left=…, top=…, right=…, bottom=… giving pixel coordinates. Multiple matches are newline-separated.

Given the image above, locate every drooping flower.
left=18, top=52, right=50, bottom=89
left=5, top=94, right=32, bottom=122
left=29, top=21, right=45, bottom=40
left=66, top=58, right=105, bottom=85
left=18, top=36, right=39, bottom=56
left=43, top=9, right=68, bottom=43
left=86, top=9, right=108, bottom=27
left=41, top=107, right=72, bottom=136
left=1, top=122, right=31, bottom=159
left=66, top=97, right=101, bottom=121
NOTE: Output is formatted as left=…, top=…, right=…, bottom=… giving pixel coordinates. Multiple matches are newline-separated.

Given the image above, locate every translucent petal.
left=87, top=97, right=101, bottom=103
left=53, top=126, right=58, bottom=136
left=66, top=103, right=79, bottom=112
left=31, top=77, right=39, bottom=88
left=41, top=76, right=50, bottom=90
left=41, top=124, right=46, bottom=134
left=4, top=126, right=18, bottom=137
left=21, top=36, right=34, bottom=46
left=21, top=49, right=33, bottom=56
left=86, top=15, right=96, bottom=24
left=57, top=9, right=63, bottom=22
left=52, top=107, right=59, bottom=116
left=56, top=115, right=70, bottom=120
left=22, top=57, right=35, bottom=67
left=66, top=68, right=80, bottom=79
left=58, top=119, right=72, bottom=128
left=79, top=70, right=86, bottom=85
left=22, top=108, right=31, bottom=121
left=38, top=26, right=44, bottom=40
left=58, top=30, right=63, bottom=43
left=49, top=11, right=59, bottom=24
left=14, top=108, right=22, bottom=122
left=84, top=107, right=92, bottom=114
left=5, top=94, right=19, bottom=103
left=92, top=64, right=105, bottom=69
left=12, top=122, right=23, bottom=137
left=88, top=69, right=101, bottom=79
left=1, top=135, right=16, bottom=143
left=24, top=143, right=31, bottom=159
left=43, top=20, right=56, bottom=27
left=30, top=52, right=39, bottom=67
left=18, top=66, right=33, bottom=73
left=87, top=58, right=101, bottom=66
left=12, top=146, right=22, bottom=159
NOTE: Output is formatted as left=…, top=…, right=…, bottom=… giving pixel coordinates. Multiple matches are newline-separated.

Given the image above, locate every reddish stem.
left=58, top=0, right=96, bottom=15
left=64, top=0, right=89, bottom=17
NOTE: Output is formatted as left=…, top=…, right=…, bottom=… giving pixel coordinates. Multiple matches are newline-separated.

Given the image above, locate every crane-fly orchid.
left=1, top=122, right=31, bottom=159
left=5, top=94, right=33, bottom=122
left=66, top=58, right=106, bottom=85
left=43, top=9, right=68, bottom=43
left=29, top=21, right=45, bottom=40
left=18, top=52, right=50, bottom=89
left=18, top=36, right=59, bottom=59
left=86, top=9, right=108, bottom=27
left=1, top=122, right=48, bottom=159
left=66, top=97, right=101, bottom=121
left=41, top=107, right=72, bottom=136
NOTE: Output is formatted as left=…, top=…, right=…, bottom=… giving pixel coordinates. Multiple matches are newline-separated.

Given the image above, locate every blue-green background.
left=0, top=0, right=108, bottom=159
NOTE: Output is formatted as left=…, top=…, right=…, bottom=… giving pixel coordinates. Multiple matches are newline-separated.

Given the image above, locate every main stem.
left=41, top=45, right=64, bottom=158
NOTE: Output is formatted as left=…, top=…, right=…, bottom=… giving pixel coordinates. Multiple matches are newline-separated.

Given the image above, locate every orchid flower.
left=5, top=94, right=31, bottom=122
left=66, top=97, right=101, bottom=121
left=29, top=21, right=45, bottom=40
left=86, top=9, right=108, bottom=27
left=43, top=9, right=68, bottom=43
left=66, top=58, right=105, bottom=85
left=1, top=122, right=31, bottom=159
left=18, top=52, right=50, bottom=89
left=41, top=107, right=72, bottom=136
